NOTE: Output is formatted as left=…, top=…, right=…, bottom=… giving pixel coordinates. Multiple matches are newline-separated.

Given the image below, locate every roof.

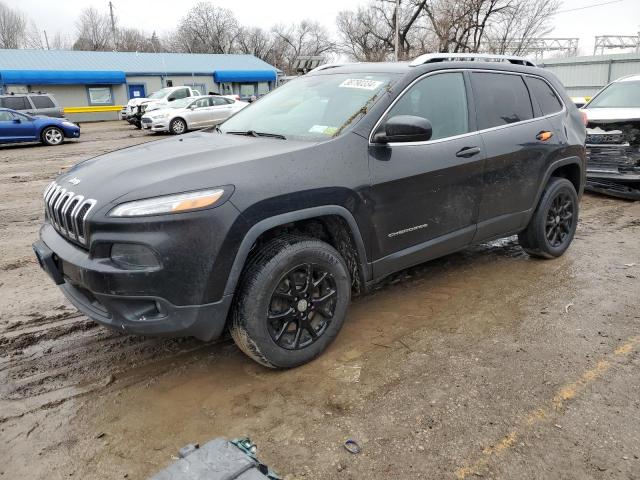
left=618, top=74, right=640, bottom=82
left=0, top=49, right=279, bottom=76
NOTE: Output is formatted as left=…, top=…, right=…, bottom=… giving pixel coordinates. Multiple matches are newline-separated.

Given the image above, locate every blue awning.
left=0, top=70, right=126, bottom=85
left=214, top=70, right=277, bottom=83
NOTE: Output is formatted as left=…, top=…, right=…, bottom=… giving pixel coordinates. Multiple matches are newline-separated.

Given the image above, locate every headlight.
left=152, top=113, right=169, bottom=119
left=62, top=121, right=76, bottom=127
left=108, top=189, right=225, bottom=217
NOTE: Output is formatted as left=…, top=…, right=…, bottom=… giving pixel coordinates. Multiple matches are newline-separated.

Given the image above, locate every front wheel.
left=41, top=126, right=64, bottom=146
left=518, top=177, right=579, bottom=258
left=230, top=237, right=351, bottom=368
left=169, top=118, right=187, bottom=135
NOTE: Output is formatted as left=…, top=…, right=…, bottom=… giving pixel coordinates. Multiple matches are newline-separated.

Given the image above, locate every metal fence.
left=541, top=52, right=640, bottom=97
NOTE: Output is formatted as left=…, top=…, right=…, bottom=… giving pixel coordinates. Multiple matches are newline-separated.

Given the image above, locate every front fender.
left=222, top=205, right=371, bottom=296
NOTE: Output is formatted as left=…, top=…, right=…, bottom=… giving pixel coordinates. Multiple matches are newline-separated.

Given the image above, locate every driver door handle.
left=456, top=146, right=481, bottom=158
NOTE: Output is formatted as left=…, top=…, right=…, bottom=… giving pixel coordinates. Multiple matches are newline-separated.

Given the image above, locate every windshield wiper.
left=226, top=130, right=286, bottom=140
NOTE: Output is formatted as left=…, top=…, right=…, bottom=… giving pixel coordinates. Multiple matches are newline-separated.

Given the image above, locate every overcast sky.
left=5, top=0, right=640, bottom=56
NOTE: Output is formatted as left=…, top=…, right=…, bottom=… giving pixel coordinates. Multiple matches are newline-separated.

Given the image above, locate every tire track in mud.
left=1, top=123, right=184, bottom=425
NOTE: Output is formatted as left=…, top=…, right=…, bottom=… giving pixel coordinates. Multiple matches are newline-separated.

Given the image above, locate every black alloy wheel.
left=518, top=177, right=579, bottom=258
left=545, top=191, right=574, bottom=248
left=267, top=263, right=337, bottom=350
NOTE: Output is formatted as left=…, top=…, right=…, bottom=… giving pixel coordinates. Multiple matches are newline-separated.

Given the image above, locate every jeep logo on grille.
left=68, top=177, right=81, bottom=185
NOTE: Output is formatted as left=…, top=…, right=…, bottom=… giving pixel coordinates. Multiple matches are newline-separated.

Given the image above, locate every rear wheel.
left=230, top=237, right=351, bottom=368
left=169, top=118, right=187, bottom=135
left=518, top=177, right=578, bottom=258
left=41, top=126, right=64, bottom=146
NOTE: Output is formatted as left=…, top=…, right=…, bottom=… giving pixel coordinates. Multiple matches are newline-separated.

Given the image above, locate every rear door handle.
left=456, top=146, right=481, bottom=158
left=536, top=131, right=554, bottom=141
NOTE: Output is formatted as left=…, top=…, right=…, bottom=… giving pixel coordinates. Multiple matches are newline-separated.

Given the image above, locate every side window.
left=1, top=96, right=29, bottom=110
left=31, top=95, right=55, bottom=108
left=0, top=111, right=13, bottom=121
left=211, top=97, right=229, bottom=106
left=385, top=72, right=469, bottom=141
left=524, top=77, right=563, bottom=116
left=168, top=89, right=189, bottom=101
left=472, top=73, right=533, bottom=130
left=193, top=98, right=209, bottom=108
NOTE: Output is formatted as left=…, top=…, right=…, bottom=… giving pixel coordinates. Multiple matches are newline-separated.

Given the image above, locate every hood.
left=55, top=131, right=315, bottom=213
left=127, top=98, right=152, bottom=107
left=582, top=107, right=640, bottom=123
left=141, top=106, right=180, bottom=117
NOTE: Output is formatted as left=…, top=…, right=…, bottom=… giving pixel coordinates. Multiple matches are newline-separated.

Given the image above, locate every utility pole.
left=43, top=30, right=50, bottom=50
left=109, top=1, right=117, bottom=51
left=394, top=0, right=401, bottom=61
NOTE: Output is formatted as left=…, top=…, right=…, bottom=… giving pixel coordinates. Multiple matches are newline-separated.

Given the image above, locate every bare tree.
left=50, top=32, right=73, bottom=50
left=118, top=27, right=161, bottom=52
left=73, top=6, right=113, bottom=51
left=170, top=2, right=239, bottom=53
left=338, top=0, right=559, bottom=59
left=487, top=0, right=560, bottom=55
left=0, top=1, right=27, bottom=48
left=271, top=20, right=336, bottom=74
left=336, top=0, right=435, bottom=62
left=236, top=26, right=273, bottom=61
left=336, top=7, right=393, bottom=61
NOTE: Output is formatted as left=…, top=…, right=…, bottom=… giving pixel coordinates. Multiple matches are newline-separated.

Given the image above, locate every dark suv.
left=33, top=54, right=586, bottom=368
left=0, top=92, right=64, bottom=118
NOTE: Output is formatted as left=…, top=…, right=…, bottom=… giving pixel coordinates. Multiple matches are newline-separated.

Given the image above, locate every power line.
left=555, top=0, right=624, bottom=14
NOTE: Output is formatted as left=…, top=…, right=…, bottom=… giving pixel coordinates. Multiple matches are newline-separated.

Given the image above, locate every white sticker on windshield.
left=339, top=79, right=383, bottom=90
left=309, top=125, right=329, bottom=133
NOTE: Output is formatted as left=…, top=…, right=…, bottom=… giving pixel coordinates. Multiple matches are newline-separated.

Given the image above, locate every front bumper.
left=141, top=117, right=169, bottom=132
left=33, top=223, right=234, bottom=341
left=585, top=143, right=640, bottom=199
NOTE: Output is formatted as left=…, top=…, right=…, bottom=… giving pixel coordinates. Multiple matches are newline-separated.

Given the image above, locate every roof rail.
left=410, top=53, right=537, bottom=68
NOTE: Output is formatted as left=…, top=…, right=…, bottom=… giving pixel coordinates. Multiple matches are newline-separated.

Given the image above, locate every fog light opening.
left=110, top=243, right=160, bottom=269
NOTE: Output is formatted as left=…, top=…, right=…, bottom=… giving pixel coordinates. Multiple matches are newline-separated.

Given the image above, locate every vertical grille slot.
left=43, top=182, right=97, bottom=246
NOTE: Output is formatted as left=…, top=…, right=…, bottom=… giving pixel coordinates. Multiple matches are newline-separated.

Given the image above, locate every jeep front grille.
left=43, top=182, right=96, bottom=245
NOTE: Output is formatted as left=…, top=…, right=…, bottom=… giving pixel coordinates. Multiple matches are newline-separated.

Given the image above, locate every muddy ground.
left=0, top=121, right=639, bottom=479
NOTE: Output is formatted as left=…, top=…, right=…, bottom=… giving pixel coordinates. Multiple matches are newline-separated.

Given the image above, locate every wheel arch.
left=223, top=206, right=371, bottom=297
left=40, top=124, right=63, bottom=142
left=170, top=116, right=188, bottom=132
left=533, top=156, right=584, bottom=207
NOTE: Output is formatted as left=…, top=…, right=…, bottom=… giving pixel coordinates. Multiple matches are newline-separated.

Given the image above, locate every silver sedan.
left=141, top=95, right=248, bottom=134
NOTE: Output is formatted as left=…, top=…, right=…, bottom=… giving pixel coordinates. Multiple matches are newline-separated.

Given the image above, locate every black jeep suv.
left=33, top=54, right=586, bottom=368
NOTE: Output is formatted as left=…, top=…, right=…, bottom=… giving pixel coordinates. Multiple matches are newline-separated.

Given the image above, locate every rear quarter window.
left=30, top=95, right=56, bottom=108
left=1, top=96, right=30, bottom=110
left=471, top=72, right=533, bottom=130
left=525, top=77, right=563, bottom=116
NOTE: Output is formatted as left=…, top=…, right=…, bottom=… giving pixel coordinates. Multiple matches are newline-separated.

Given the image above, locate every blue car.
left=0, top=108, right=80, bottom=146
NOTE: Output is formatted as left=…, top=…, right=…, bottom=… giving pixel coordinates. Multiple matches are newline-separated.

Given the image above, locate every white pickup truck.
left=124, top=86, right=202, bottom=127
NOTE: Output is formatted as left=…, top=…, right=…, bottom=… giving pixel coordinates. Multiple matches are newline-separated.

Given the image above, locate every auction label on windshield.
left=339, top=79, right=383, bottom=90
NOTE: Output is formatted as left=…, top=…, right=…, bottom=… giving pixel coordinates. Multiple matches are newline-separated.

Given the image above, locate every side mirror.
left=13, top=118, right=21, bottom=124
left=189, top=105, right=196, bottom=110
left=168, top=97, right=176, bottom=102
left=373, top=115, right=432, bottom=144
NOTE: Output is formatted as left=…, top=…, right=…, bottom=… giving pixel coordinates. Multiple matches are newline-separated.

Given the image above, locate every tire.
left=518, top=177, right=579, bottom=259
left=230, top=236, right=351, bottom=368
left=41, top=126, right=64, bottom=146
left=169, top=118, right=187, bottom=135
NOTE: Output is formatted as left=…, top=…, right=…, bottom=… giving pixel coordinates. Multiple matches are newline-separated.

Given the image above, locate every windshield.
left=587, top=80, right=640, bottom=108
left=148, top=88, right=173, bottom=100
left=220, top=73, right=397, bottom=140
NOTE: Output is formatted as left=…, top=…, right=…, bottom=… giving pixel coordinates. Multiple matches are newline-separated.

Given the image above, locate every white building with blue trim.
left=0, top=49, right=280, bottom=121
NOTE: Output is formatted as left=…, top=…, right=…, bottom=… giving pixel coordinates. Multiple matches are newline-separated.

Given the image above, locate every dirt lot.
left=1, top=121, right=639, bottom=479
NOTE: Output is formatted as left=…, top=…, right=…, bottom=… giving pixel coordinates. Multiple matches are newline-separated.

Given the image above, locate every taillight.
left=580, top=110, right=588, bottom=126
